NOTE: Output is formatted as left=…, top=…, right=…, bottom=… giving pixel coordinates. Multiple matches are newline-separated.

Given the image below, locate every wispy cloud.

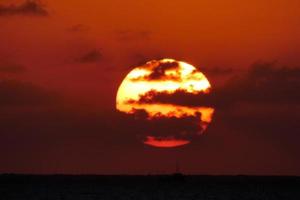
left=0, top=0, right=49, bottom=17
left=67, top=24, right=89, bottom=32
left=75, top=49, right=102, bottom=64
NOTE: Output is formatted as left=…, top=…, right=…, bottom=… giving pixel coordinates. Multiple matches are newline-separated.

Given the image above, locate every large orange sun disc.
left=116, top=58, right=214, bottom=148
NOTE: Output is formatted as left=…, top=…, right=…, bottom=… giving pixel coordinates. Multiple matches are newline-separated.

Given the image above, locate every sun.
left=116, top=58, right=214, bottom=148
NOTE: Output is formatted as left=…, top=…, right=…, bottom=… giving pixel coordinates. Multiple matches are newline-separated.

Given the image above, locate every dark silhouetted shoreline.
left=0, top=174, right=299, bottom=199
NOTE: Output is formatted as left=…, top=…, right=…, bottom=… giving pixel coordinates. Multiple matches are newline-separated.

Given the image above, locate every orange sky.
left=1, top=0, right=300, bottom=174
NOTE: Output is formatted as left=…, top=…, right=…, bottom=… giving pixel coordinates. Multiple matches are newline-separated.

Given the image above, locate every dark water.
left=0, top=174, right=299, bottom=200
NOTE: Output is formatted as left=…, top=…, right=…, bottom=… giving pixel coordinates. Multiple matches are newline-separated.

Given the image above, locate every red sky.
left=0, top=0, right=300, bottom=175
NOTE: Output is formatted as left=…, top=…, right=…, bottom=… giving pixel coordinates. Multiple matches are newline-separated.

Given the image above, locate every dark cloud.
left=131, top=61, right=181, bottom=81
left=221, top=62, right=300, bottom=106
left=75, top=49, right=102, bottom=63
left=67, top=24, right=89, bottom=32
left=0, top=101, right=298, bottom=174
left=131, top=53, right=165, bottom=67
left=0, top=63, right=26, bottom=73
left=128, top=62, right=300, bottom=108
left=127, top=89, right=213, bottom=107
left=0, top=79, right=59, bottom=106
left=115, top=30, right=151, bottom=41
left=116, top=109, right=203, bottom=144
left=0, top=0, right=49, bottom=17
left=148, top=61, right=179, bottom=80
